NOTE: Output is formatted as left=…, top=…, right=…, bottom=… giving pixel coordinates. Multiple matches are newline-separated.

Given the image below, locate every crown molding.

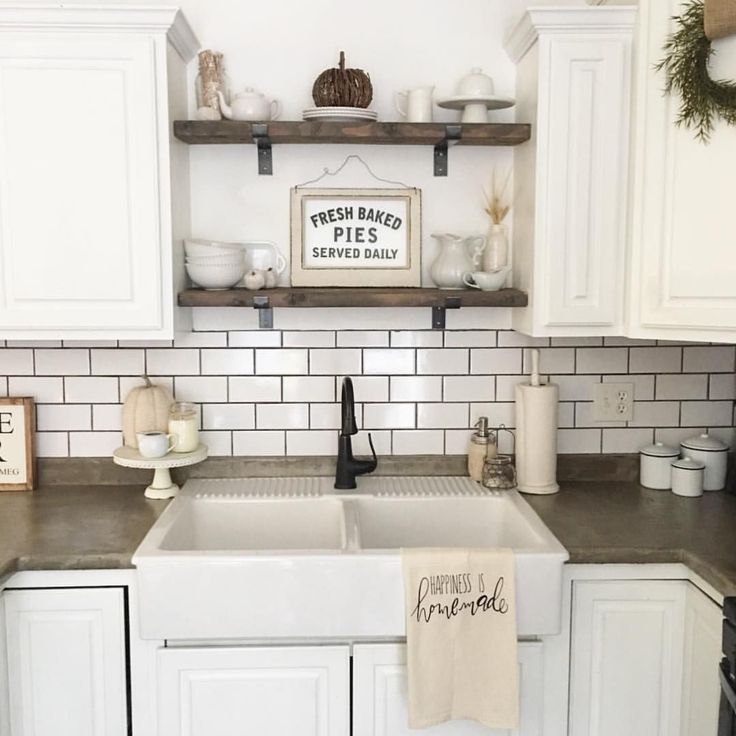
left=505, top=6, right=637, bottom=64
left=0, top=5, right=200, bottom=61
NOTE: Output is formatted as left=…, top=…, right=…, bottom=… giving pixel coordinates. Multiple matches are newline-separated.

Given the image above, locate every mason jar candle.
left=168, top=402, right=199, bottom=453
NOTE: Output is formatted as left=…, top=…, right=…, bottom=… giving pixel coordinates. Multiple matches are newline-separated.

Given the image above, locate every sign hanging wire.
left=295, top=154, right=412, bottom=189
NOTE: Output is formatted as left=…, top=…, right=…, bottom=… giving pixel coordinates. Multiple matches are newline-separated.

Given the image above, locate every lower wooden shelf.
left=178, top=287, right=528, bottom=309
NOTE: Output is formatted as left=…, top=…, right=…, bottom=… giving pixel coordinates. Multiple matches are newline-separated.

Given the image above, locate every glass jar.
left=481, top=454, right=517, bottom=490
left=168, top=402, right=199, bottom=453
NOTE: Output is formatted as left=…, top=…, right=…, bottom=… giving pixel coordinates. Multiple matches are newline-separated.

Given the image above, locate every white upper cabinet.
left=0, top=6, right=197, bottom=340
left=506, top=8, right=636, bottom=337
left=628, top=0, right=736, bottom=343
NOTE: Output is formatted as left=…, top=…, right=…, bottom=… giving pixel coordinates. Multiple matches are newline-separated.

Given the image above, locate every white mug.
left=137, top=431, right=178, bottom=458
left=462, top=267, right=511, bottom=292
left=395, top=86, right=434, bottom=123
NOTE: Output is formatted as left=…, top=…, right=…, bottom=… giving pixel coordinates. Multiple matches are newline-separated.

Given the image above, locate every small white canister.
left=671, top=457, right=705, bottom=498
left=639, top=442, right=679, bottom=489
left=680, top=433, right=729, bottom=491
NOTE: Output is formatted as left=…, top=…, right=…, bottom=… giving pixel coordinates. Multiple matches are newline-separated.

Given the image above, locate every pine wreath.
left=656, top=0, right=736, bottom=142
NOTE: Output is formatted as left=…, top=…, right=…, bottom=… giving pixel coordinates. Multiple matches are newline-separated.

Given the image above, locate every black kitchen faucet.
left=334, top=376, right=377, bottom=490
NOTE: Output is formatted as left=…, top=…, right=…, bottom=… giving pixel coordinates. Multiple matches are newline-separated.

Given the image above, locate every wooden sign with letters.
left=0, top=397, right=35, bottom=491
left=290, top=187, right=421, bottom=287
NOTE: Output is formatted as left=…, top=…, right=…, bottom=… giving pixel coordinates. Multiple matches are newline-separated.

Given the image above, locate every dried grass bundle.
left=483, top=169, right=512, bottom=225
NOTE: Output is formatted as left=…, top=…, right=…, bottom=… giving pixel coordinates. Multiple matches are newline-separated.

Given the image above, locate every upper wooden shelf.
left=173, top=120, right=531, bottom=147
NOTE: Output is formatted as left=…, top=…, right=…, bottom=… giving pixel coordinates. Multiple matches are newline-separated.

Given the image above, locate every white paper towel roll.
left=515, top=382, right=559, bottom=495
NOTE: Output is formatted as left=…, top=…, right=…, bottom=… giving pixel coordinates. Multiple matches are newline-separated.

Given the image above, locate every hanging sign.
left=290, top=187, right=422, bottom=286
left=0, top=397, right=35, bottom=491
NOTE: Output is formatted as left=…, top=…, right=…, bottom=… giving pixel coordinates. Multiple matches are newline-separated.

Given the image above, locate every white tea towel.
left=402, top=547, right=519, bottom=730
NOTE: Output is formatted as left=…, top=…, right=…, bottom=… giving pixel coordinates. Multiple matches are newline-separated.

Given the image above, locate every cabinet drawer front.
left=157, top=645, right=350, bottom=736
left=0, top=33, right=166, bottom=334
left=4, top=587, right=127, bottom=736
left=352, top=641, right=543, bottom=736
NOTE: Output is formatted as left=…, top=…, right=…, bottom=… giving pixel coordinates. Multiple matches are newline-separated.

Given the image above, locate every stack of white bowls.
left=185, top=239, right=246, bottom=290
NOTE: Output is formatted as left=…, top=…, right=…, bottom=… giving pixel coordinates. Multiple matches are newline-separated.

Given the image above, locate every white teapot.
left=217, top=88, right=281, bottom=121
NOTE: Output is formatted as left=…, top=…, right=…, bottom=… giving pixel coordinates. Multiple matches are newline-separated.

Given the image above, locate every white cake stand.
left=113, top=444, right=208, bottom=499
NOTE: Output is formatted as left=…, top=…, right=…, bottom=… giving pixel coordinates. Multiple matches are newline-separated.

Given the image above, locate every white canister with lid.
left=680, top=432, right=729, bottom=491
left=639, top=442, right=679, bottom=489
left=670, top=457, right=705, bottom=498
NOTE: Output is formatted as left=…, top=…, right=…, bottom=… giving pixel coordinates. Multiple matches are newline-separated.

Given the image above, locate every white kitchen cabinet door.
left=0, top=8, right=197, bottom=340
left=628, top=0, right=736, bottom=342
left=157, top=645, right=350, bottom=736
left=3, top=587, right=128, bottom=736
left=505, top=8, right=635, bottom=337
left=680, top=584, right=721, bottom=736
left=569, top=579, right=687, bottom=736
left=352, top=641, right=543, bottom=736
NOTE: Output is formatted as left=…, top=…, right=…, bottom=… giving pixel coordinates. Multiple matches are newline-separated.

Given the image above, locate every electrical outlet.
left=592, top=382, right=634, bottom=422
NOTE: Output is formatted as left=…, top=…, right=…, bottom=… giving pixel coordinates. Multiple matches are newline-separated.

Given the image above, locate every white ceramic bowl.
left=186, top=254, right=244, bottom=266
left=185, top=239, right=244, bottom=258
left=186, top=262, right=246, bottom=289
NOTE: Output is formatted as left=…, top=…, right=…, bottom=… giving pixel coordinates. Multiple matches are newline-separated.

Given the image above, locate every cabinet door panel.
left=629, top=1, right=736, bottom=340
left=157, top=645, right=350, bottom=736
left=0, top=33, right=164, bottom=333
left=4, top=587, right=127, bottom=736
left=353, top=642, right=542, bottom=736
left=569, top=580, right=686, bottom=736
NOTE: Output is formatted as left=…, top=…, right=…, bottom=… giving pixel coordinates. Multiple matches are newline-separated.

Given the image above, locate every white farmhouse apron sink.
left=133, top=477, right=568, bottom=640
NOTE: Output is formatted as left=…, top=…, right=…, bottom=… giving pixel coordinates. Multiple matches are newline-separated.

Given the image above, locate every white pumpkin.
left=122, top=376, right=173, bottom=449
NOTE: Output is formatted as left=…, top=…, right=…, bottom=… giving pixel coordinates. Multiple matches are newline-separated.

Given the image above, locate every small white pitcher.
left=395, top=86, right=434, bottom=123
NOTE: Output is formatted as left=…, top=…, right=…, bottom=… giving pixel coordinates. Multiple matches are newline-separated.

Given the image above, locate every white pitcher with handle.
left=430, top=233, right=486, bottom=289
left=395, top=86, right=434, bottom=123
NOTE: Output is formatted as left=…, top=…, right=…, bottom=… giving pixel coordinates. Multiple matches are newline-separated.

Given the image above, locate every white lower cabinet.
left=3, top=587, right=128, bottom=736
left=352, top=642, right=543, bottom=736
left=157, top=645, right=350, bottom=736
left=568, top=578, right=721, bottom=736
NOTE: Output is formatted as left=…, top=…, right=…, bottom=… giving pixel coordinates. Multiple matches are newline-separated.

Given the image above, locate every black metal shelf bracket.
left=431, top=296, right=462, bottom=330
left=253, top=295, right=273, bottom=328
left=434, top=125, right=463, bottom=177
left=252, top=124, right=273, bottom=175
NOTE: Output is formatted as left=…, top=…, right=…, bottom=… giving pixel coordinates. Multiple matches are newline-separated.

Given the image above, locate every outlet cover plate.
left=592, top=382, right=634, bottom=422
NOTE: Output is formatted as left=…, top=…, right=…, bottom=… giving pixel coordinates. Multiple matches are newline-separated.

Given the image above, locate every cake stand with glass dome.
left=113, top=444, right=208, bottom=500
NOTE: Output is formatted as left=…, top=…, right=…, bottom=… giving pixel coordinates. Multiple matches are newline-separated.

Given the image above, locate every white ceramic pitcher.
left=395, top=86, right=434, bottom=123
left=430, top=233, right=486, bottom=289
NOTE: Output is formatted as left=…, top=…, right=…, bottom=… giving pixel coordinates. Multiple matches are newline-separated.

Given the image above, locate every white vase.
left=483, top=223, right=509, bottom=272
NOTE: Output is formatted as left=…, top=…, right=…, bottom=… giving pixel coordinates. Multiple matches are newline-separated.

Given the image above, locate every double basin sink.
left=133, top=476, right=568, bottom=640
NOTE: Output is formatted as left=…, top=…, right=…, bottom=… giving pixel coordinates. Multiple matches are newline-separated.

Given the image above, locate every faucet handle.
left=366, top=432, right=378, bottom=470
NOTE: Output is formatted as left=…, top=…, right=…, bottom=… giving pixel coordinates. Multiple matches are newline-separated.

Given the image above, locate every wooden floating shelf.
left=173, top=120, right=531, bottom=147
left=178, top=287, right=528, bottom=309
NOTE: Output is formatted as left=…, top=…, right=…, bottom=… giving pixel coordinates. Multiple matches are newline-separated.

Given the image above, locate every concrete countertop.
left=1, top=479, right=736, bottom=596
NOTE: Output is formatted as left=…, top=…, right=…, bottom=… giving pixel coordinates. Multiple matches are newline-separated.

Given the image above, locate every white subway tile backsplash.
left=35, top=431, right=68, bottom=457
left=363, top=349, right=414, bottom=375
left=255, top=349, right=307, bottom=375
left=346, top=376, right=389, bottom=402
left=553, top=375, right=601, bottom=402
left=710, top=373, right=736, bottom=400
left=417, top=349, right=468, bottom=375
left=229, top=330, right=282, bottom=347
left=391, top=376, right=442, bottom=402
left=575, top=402, right=626, bottom=429
left=393, top=430, right=444, bottom=455
left=174, top=376, right=227, bottom=403
left=198, top=431, right=232, bottom=456
left=558, top=428, right=601, bottom=454
left=91, top=349, right=144, bottom=376
left=37, top=404, right=91, bottom=431
left=121, top=375, right=173, bottom=399
left=8, top=377, right=64, bottom=403
left=69, top=431, right=121, bottom=456
left=286, top=430, right=334, bottom=456
left=309, top=349, right=361, bottom=375
left=443, top=376, right=494, bottom=402
left=558, top=403, right=575, bottom=428
left=390, top=331, right=443, bottom=348
left=496, top=332, right=548, bottom=347
left=283, top=376, right=334, bottom=403
left=0, top=349, right=34, bottom=376
left=201, top=349, right=254, bottom=376
left=256, top=403, right=309, bottom=430
left=282, top=331, right=335, bottom=348
left=470, top=402, right=515, bottom=428
left=92, top=404, right=123, bottom=431
left=680, top=400, right=733, bottom=427
left=34, top=349, right=89, bottom=376
left=576, top=348, right=628, bottom=374
left=64, top=377, right=118, bottom=404
left=174, top=331, right=227, bottom=348
left=470, top=349, right=522, bottom=375
left=602, top=428, right=654, bottom=453
left=417, top=403, right=469, bottom=429
left=656, top=373, right=708, bottom=400
left=203, top=404, right=255, bottom=431
left=233, top=430, right=285, bottom=456
left=495, top=375, right=525, bottom=402
left=603, top=374, right=655, bottom=401
left=444, top=331, right=496, bottom=348
left=353, top=430, right=391, bottom=456
left=310, top=403, right=361, bottom=430
left=229, top=376, right=281, bottom=403
left=524, top=348, right=575, bottom=375
left=630, top=401, right=681, bottom=428
left=337, top=331, right=389, bottom=348
left=147, top=349, right=200, bottom=376
left=629, top=347, right=681, bottom=374
left=683, top=346, right=735, bottom=373
left=363, top=403, right=415, bottom=429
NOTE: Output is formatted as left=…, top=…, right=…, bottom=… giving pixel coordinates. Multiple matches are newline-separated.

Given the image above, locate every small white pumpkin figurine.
left=122, top=376, right=173, bottom=449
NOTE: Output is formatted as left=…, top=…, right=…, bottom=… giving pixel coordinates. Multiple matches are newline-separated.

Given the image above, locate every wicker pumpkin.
left=122, top=376, right=173, bottom=449
left=312, top=51, right=373, bottom=108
